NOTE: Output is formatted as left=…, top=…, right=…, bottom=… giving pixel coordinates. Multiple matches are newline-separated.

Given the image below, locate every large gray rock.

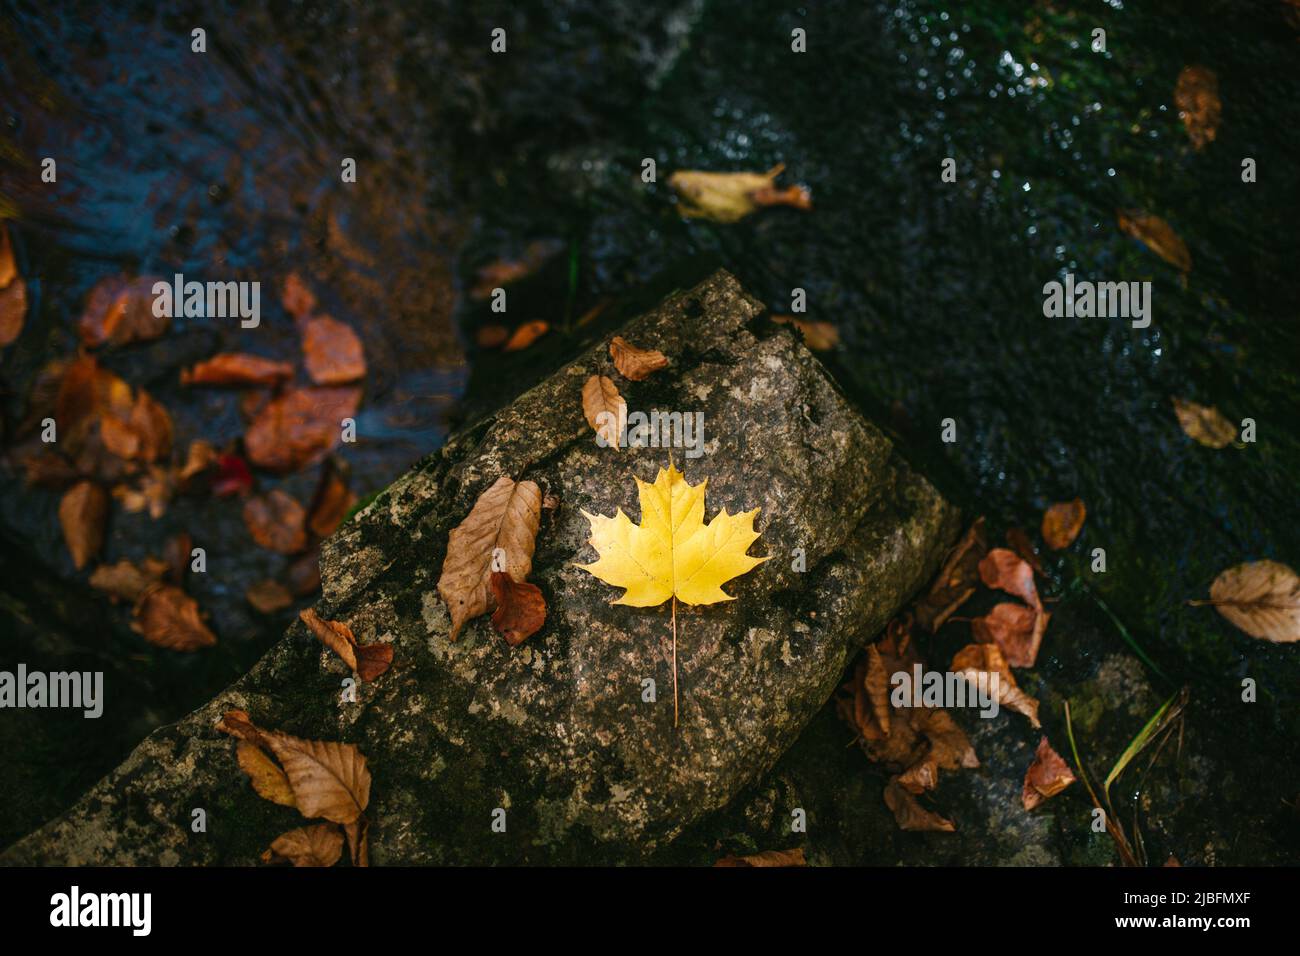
left=2, top=270, right=958, bottom=865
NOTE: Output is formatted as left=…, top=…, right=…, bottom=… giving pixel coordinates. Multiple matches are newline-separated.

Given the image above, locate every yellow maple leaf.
left=577, top=464, right=769, bottom=724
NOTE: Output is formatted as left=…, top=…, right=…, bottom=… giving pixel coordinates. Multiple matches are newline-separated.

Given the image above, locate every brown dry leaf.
left=216, top=709, right=266, bottom=744
left=89, top=557, right=168, bottom=603
left=181, top=353, right=295, bottom=388
left=1171, top=397, right=1236, bottom=449
left=883, top=777, right=955, bottom=832
left=1195, top=560, right=1300, bottom=643
left=772, top=314, right=839, bottom=351
left=344, top=817, right=370, bottom=867
left=131, top=583, right=217, bottom=651
left=112, top=466, right=174, bottom=519
left=243, top=490, right=308, bottom=554
left=914, top=518, right=987, bottom=632
left=470, top=241, right=562, bottom=299
left=307, top=459, right=356, bottom=539
left=714, top=847, right=807, bottom=867
left=1006, top=527, right=1045, bottom=576
left=1174, top=65, right=1221, bottom=151
left=475, top=324, right=509, bottom=348
left=979, top=548, right=1042, bottom=611
left=503, top=319, right=550, bottom=352
left=262, top=823, right=344, bottom=867
left=77, top=275, right=169, bottom=347
left=437, top=476, right=542, bottom=640
left=299, top=607, right=392, bottom=680
left=177, top=439, right=219, bottom=483
left=124, top=389, right=173, bottom=462
left=287, top=545, right=322, bottom=597
left=59, top=481, right=108, bottom=570
left=301, top=315, right=366, bottom=385
left=609, top=336, right=669, bottom=381
left=262, top=731, right=372, bottom=825
left=281, top=272, right=318, bottom=322
left=972, top=601, right=1049, bottom=669
left=1117, top=210, right=1192, bottom=274
left=299, top=607, right=358, bottom=670
left=0, top=222, right=16, bottom=288
left=0, top=279, right=25, bottom=348
left=951, top=642, right=1041, bottom=727
left=668, top=164, right=811, bottom=223
left=237, top=739, right=298, bottom=808
left=162, top=531, right=191, bottom=586
left=246, top=579, right=294, bottom=614
left=1022, top=736, right=1076, bottom=810
left=1042, top=497, right=1086, bottom=550
left=582, top=374, right=625, bottom=449
left=489, top=570, right=546, bottom=646
left=19, top=450, right=80, bottom=488
left=244, top=386, right=362, bottom=472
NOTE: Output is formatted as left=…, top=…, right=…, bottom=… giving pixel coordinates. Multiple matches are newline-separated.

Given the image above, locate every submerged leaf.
left=243, top=490, right=308, bottom=554
left=1117, top=210, right=1191, bottom=274
left=1042, top=497, right=1086, bottom=550
left=1174, top=65, right=1221, bottom=151
left=181, top=353, right=295, bottom=388
left=1172, top=397, right=1236, bottom=448
left=244, top=386, right=361, bottom=472
left=59, top=480, right=108, bottom=570
left=1022, top=736, right=1076, bottom=810
left=301, top=315, right=366, bottom=385
left=131, top=584, right=217, bottom=651
left=669, top=164, right=811, bottom=223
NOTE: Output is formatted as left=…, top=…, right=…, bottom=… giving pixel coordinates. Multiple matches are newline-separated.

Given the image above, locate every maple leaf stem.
left=672, top=596, right=679, bottom=729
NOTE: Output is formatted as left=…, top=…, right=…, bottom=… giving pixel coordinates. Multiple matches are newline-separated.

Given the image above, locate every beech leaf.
left=301, top=315, right=366, bottom=385
left=438, top=476, right=542, bottom=640
left=1041, top=497, right=1086, bottom=550
left=59, top=480, right=108, bottom=570
left=1022, top=736, right=1076, bottom=810
left=581, top=374, right=625, bottom=449
left=181, top=353, right=295, bottom=388
left=951, top=642, right=1041, bottom=727
left=1195, top=560, right=1300, bottom=643
left=979, top=548, right=1042, bottom=611
left=131, top=583, right=217, bottom=651
left=1172, top=397, right=1236, bottom=449
left=609, top=336, right=669, bottom=381
left=237, top=739, right=298, bottom=808
left=262, top=823, right=344, bottom=867
left=243, top=490, right=308, bottom=554
left=262, top=731, right=372, bottom=825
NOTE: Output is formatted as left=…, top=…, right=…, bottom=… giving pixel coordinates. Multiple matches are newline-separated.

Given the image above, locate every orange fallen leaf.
left=77, top=275, right=169, bottom=347
left=669, top=164, right=812, bottom=223
left=772, top=314, right=839, bottom=351
left=301, top=315, right=366, bottom=385
left=280, top=272, right=318, bottom=322
left=1174, top=65, right=1221, bottom=151
left=237, top=739, right=297, bottom=808
left=1006, top=526, right=1045, bottom=576
left=751, top=183, right=814, bottom=211
left=0, top=224, right=24, bottom=345
left=299, top=607, right=392, bottom=680
left=972, top=601, right=1049, bottom=669
left=1042, top=497, right=1086, bottom=550
left=59, top=481, right=108, bottom=570
left=1192, top=560, right=1300, bottom=643
left=714, top=847, right=807, bottom=867
left=470, top=240, right=562, bottom=299
left=1117, top=210, right=1191, bottom=274
left=581, top=374, right=624, bottom=449
left=1171, top=397, right=1236, bottom=449
left=181, top=353, right=295, bottom=388
left=475, top=324, right=509, bottom=348
left=244, top=386, right=361, bottom=473
left=243, top=490, right=308, bottom=554
left=914, top=518, right=987, bottom=632
left=884, top=777, right=955, bottom=832
left=609, top=336, right=669, bottom=381
left=344, top=818, right=370, bottom=868
left=131, top=583, right=217, bottom=651
left=262, top=823, right=344, bottom=867
left=246, top=579, right=294, bottom=614
left=88, top=557, right=168, bottom=603
left=951, top=642, right=1040, bottom=727
left=261, top=730, right=372, bottom=825
left=503, top=319, right=550, bottom=352
left=489, top=570, right=546, bottom=646
left=111, top=466, right=174, bottom=519
left=1022, top=736, right=1076, bottom=810
left=979, top=548, right=1043, bottom=611
left=307, top=459, right=356, bottom=539
left=437, top=476, right=542, bottom=639
left=0, top=222, right=16, bottom=288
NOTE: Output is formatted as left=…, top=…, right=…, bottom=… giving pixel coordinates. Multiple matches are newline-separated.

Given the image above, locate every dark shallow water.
left=1, top=0, right=1298, bottom=858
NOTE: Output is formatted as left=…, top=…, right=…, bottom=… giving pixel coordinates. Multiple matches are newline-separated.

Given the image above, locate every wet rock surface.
left=2, top=270, right=959, bottom=865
